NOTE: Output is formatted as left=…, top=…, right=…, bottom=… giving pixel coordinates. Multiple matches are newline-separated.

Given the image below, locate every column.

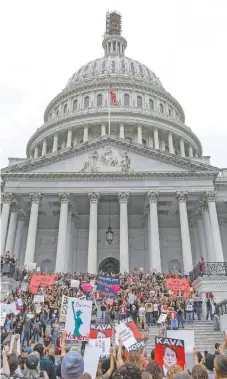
left=176, top=191, right=193, bottom=273
left=72, top=214, right=79, bottom=272
left=65, top=207, right=72, bottom=272
left=34, top=146, right=39, bottom=158
left=201, top=201, right=215, bottom=262
left=118, top=193, right=129, bottom=273
left=14, top=213, right=25, bottom=259
left=66, top=129, right=72, bottom=148
left=5, top=202, right=19, bottom=253
left=147, top=192, right=161, bottom=272
left=1, top=193, right=14, bottom=254
left=101, top=123, right=106, bottom=137
left=137, top=124, right=142, bottom=144
left=24, top=193, right=41, bottom=265
left=42, top=139, right=47, bottom=156
left=189, top=146, right=193, bottom=157
left=55, top=193, right=70, bottom=272
left=87, top=193, right=100, bottom=273
left=180, top=138, right=185, bottom=157
left=205, top=191, right=224, bottom=262
left=168, top=132, right=174, bottom=154
left=154, top=128, right=159, bottom=149
left=52, top=133, right=58, bottom=152
left=195, top=210, right=207, bottom=261
left=83, top=125, right=88, bottom=142
left=119, top=123, right=124, bottom=139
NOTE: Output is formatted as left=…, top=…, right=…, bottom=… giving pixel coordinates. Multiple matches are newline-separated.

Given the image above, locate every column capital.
left=147, top=191, right=159, bottom=204
left=11, top=201, right=20, bottom=213
left=118, top=192, right=129, bottom=204
left=88, top=192, right=100, bottom=204
left=59, top=193, right=71, bottom=204
left=1, top=193, right=14, bottom=204
left=204, top=191, right=216, bottom=203
left=176, top=191, right=188, bottom=203
left=200, top=200, right=208, bottom=212
left=30, top=193, right=42, bottom=204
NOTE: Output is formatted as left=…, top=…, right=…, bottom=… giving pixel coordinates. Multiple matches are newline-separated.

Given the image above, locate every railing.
left=190, top=261, right=227, bottom=282
left=217, top=299, right=227, bottom=315
left=0, top=263, right=24, bottom=282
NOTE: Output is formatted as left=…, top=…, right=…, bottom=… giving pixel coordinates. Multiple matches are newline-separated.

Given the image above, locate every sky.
left=1, top=0, right=227, bottom=169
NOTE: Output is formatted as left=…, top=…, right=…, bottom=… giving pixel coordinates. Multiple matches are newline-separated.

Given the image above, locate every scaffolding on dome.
left=106, top=10, right=122, bottom=36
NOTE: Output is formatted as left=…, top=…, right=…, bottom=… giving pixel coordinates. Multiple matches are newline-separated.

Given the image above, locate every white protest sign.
left=34, top=294, right=44, bottom=303
left=0, top=302, right=17, bottom=314
left=10, top=335, right=21, bottom=355
left=71, top=280, right=80, bottom=288
left=84, top=345, right=101, bottom=379
left=89, top=337, right=110, bottom=358
left=27, top=313, right=34, bottom=319
left=17, top=299, right=23, bottom=307
left=115, top=322, right=137, bottom=351
left=65, top=298, right=92, bottom=341
left=90, top=280, right=95, bottom=287
left=21, top=282, right=28, bottom=292
left=0, top=312, right=6, bottom=327
left=59, top=295, right=70, bottom=323
left=167, top=329, right=194, bottom=371
left=157, top=313, right=167, bottom=324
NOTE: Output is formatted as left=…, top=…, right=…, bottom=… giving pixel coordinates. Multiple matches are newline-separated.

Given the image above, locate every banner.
left=96, top=276, right=120, bottom=297
left=59, top=295, right=70, bottom=323
left=167, top=330, right=194, bottom=371
left=84, top=345, right=101, bottom=379
left=34, top=294, right=44, bottom=303
left=89, top=337, right=111, bottom=358
left=65, top=298, right=92, bottom=341
left=71, top=280, right=80, bottom=288
left=115, top=322, right=137, bottom=351
left=0, top=312, right=6, bottom=327
left=165, top=278, right=191, bottom=297
left=155, top=336, right=185, bottom=375
left=29, top=274, right=56, bottom=294
left=115, top=317, right=145, bottom=351
left=90, top=323, right=113, bottom=339
left=0, top=302, right=17, bottom=314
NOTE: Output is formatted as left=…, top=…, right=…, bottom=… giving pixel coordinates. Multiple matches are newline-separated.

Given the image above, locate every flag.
left=109, top=78, right=120, bottom=106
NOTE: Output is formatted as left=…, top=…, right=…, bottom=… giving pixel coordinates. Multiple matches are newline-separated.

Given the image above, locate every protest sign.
left=90, top=323, right=113, bottom=339
left=29, top=274, right=56, bottom=294
left=27, top=313, right=34, bottom=319
left=0, top=312, right=6, bottom=327
left=10, top=335, right=21, bottom=355
left=96, top=276, right=120, bottom=297
left=71, top=280, right=80, bottom=288
left=34, top=294, right=44, bottom=303
left=115, top=317, right=145, bottom=351
left=59, top=295, right=70, bottom=323
left=165, top=278, right=191, bottom=297
left=158, top=313, right=167, bottom=324
left=84, top=345, right=101, bottom=379
left=26, top=262, right=36, bottom=270
left=0, top=302, right=17, bottom=314
left=89, top=337, right=111, bottom=358
left=17, top=299, right=23, bottom=307
left=65, top=298, right=92, bottom=341
left=155, top=336, right=185, bottom=374
left=115, top=322, right=137, bottom=351
left=106, top=298, right=113, bottom=305
left=90, top=280, right=95, bottom=287
left=21, top=281, right=28, bottom=292
left=167, top=330, right=194, bottom=371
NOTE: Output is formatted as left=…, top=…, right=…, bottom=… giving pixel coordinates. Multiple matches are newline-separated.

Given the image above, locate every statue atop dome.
left=106, top=11, right=122, bottom=36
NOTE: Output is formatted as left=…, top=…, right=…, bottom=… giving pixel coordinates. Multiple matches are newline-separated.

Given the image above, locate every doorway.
left=99, top=257, right=120, bottom=274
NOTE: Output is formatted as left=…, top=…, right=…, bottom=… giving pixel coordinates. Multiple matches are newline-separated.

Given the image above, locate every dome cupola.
left=102, top=11, right=127, bottom=56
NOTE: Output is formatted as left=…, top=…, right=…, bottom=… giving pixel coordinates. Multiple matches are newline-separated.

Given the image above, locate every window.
left=124, top=94, right=130, bottom=106
left=111, top=60, right=116, bottom=72
left=73, top=99, right=78, bottom=111
left=64, top=104, right=68, bottom=113
left=84, top=96, right=89, bottom=108
left=137, top=96, right=142, bottom=108
left=149, top=99, right=154, bottom=111
left=121, top=60, right=126, bottom=71
left=113, top=42, right=116, bottom=52
left=160, top=103, right=164, bottom=113
left=97, top=94, right=102, bottom=107
left=56, top=108, right=59, bottom=116
left=169, top=108, right=172, bottom=116
left=130, top=62, right=135, bottom=74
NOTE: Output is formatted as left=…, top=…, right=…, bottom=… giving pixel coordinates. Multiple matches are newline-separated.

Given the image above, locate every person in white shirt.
left=138, top=303, right=146, bottom=329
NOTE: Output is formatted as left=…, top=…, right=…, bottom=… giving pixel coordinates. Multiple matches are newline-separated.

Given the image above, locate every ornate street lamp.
left=106, top=196, right=114, bottom=245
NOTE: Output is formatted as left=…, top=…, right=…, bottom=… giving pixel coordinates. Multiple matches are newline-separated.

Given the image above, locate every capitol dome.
left=25, top=10, right=202, bottom=159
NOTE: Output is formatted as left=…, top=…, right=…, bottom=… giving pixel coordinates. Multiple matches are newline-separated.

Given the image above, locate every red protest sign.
left=90, top=324, right=113, bottom=339
left=29, top=274, right=56, bottom=294
left=165, top=278, right=191, bottom=297
left=119, top=317, right=145, bottom=351
left=155, top=336, right=185, bottom=375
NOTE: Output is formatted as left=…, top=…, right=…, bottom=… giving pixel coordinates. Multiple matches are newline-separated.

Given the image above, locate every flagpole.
left=108, top=76, right=111, bottom=135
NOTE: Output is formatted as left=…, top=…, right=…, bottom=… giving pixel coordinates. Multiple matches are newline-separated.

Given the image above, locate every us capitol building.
left=1, top=11, right=227, bottom=275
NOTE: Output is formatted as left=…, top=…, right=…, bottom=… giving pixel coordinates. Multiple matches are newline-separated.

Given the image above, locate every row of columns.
left=30, top=123, right=198, bottom=159
left=1, top=190, right=224, bottom=274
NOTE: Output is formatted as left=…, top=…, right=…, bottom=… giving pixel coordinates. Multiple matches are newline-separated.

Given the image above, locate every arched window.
left=97, top=94, right=102, bottom=107
left=55, top=108, right=59, bottom=116
left=149, top=99, right=154, bottom=111
left=121, top=60, right=126, bottom=71
left=64, top=104, right=68, bottom=113
left=137, top=96, right=142, bottom=108
left=111, top=60, right=116, bottom=72
left=84, top=96, right=89, bottom=108
left=113, top=42, right=116, bottom=52
left=160, top=103, right=164, bottom=113
left=169, top=108, right=172, bottom=116
left=142, top=138, right=147, bottom=146
left=124, top=94, right=130, bottom=106
left=73, top=99, right=78, bottom=111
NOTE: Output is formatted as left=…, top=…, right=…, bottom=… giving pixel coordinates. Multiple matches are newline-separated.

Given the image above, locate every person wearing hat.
left=61, top=351, right=84, bottom=379
left=23, top=353, right=48, bottom=379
